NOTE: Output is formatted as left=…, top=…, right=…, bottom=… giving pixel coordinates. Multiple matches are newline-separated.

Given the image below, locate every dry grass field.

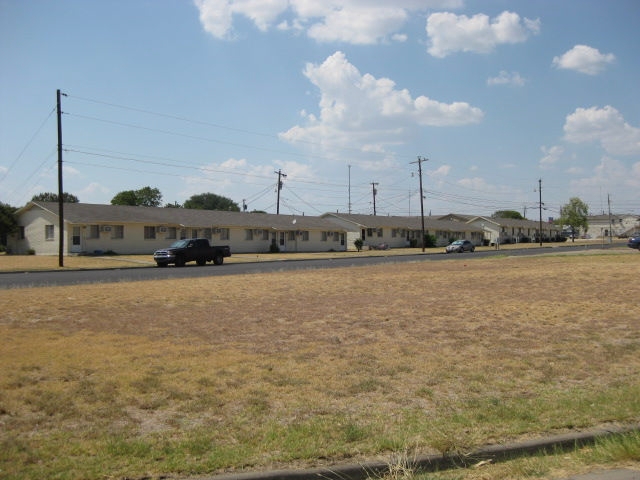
left=0, top=250, right=639, bottom=479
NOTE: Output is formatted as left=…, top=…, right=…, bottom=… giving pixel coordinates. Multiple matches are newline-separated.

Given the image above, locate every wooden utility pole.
left=275, top=169, right=287, bottom=214
left=57, top=89, right=65, bottom=267
left=411, top=156, right=427, bottom=252
left=371, top=182, right=378, bottom=216
left=538, top=178, right=543, bottom=246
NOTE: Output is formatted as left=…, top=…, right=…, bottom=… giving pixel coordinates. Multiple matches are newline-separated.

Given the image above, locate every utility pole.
left=607, top=194, right=613, bottom=244
left=348, top=165, right=352, bottom=214
left=275, top=169, right=287, bottom=214
left=538, top=178, right=543, bottom=247
left=371, top=182, right=378, bottom=216
left=57, top=89, right=66, bottom=267
left=411, top=156, right=427, bottom=252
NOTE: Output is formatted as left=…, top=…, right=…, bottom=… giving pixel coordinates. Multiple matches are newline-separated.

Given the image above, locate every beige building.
left=8, top=202, right=348, bottom=255
left=321, top=213, right=484, bottom=249
left=438, top=214, right=562, bottom=245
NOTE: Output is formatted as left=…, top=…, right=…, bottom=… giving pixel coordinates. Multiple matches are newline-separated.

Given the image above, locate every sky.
left=1, top=0, right=639, bottom=220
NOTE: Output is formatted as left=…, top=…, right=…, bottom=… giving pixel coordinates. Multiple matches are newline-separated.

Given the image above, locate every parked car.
left=445, top=239, right=475, bottom=253
left=628, top=234, right=640, bottom=250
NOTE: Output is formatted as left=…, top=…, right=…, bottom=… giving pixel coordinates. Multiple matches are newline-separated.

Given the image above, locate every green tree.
left=32, top=192, right=79, bottom=203
left=492, top=210, right=524, bottom=220
left=111, top=187, right=162, bottom=207
left=557, top=197, right=589, bottom=242
left=0, top=202, right=18, bottom=246
left=184, top=193, right=240, bottom=211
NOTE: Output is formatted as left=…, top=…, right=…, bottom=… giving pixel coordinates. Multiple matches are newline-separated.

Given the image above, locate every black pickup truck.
left=153, top=238, right=231, bottom=267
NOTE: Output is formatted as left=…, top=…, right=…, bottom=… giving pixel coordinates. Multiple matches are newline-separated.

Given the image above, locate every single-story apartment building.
left=321, top=213, right=484, bottom=248
left=8, top=202, right=350, bottom=255
left=8, top=202, right=507, bottom=256
left=586, top=214, right=640, bottom=238
left=437, top=214, right=562, bottom=244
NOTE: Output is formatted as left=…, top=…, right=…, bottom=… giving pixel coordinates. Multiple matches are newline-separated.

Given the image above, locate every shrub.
left=27, top=248, right=36, bottom=255
left=269, top=242, right=280, bottom=253
left=353, top=238, right=364, bottom=252
left=424, top=234, right=437, bottom=248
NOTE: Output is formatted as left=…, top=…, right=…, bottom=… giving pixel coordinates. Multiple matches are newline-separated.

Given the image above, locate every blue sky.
left=1, top=0, right=639, bottom=219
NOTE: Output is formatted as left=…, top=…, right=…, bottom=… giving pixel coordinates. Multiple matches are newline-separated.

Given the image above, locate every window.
left=89, top=225, right=100, bottom=239
left=262, top=229, right=269, bottom=241
left=321, top=231, right=328, bottom=241
left=367, top=228, right=373, bottom=237
left=220, top=228, right=229, bottom=240
left=203, top=228, right=212, bottom=240
left=191, top=229, right=198, bottom=238
left=45, top=224, right=54, bottom=241
left=288, top=231, right=295, bottom=241
left=166, top=227, right=177, bottom=239
left=245, top=229, right=254, bottom=241
left=377, top=228, right=383, bottom=238
left=392, top=229, right=397, bottom=238
left=333, top=232, right=340, bottom=242
left=111, top=225, right=124, bottom=239
left=144, top=226, right=156, bottom=239
left=301, top=231, right=309, bottom=241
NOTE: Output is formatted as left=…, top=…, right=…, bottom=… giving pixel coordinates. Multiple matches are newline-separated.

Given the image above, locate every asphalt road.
left=0, top=243, right=620, bottom=289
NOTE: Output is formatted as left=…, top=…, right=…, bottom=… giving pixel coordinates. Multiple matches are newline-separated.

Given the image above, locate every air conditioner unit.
left=158, top=227, right=167, bottom=233
left=100, top=225, right=111, bottom=232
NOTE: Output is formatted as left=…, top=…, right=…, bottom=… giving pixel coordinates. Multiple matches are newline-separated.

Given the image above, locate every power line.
left=0, top=106, right=56, bottom=185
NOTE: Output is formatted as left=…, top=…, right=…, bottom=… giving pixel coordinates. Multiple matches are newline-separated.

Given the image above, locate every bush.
left=353, top=238, right=364, bottom=252
left=424, top=234, right=437, bottom=248
left=269, top=242, right=280, bottom=253
left=27, top=248, right=36, bottom=255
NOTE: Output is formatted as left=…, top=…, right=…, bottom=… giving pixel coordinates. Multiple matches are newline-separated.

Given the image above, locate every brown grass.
left=0, top=251, right=639, bottom=479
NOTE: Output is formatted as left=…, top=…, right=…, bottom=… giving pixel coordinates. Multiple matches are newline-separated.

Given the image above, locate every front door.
left=71, top=226, right=82, bottom=253
left=278, top=231, right=286, bottom=251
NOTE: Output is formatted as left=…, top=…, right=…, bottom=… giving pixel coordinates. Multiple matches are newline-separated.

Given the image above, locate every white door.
left=71, top=226, right=82, bottom=253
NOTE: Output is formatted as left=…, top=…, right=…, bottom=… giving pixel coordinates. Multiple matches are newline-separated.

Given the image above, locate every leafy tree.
left=111, top=186, right=162, bottom=207
left=164, top=202, right=183, bottom=208
left=184, top=193, right=240, bottom=211
left=492, top=210, right=524, bottom=220
left=32, top=192, right=79, bottom=203
left=0, top=202, right=18, bottom=245
left=557, top=197, right=589, bottom=242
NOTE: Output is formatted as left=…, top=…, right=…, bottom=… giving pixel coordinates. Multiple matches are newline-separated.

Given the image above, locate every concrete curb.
left=194, top=424, right=640, bottom=480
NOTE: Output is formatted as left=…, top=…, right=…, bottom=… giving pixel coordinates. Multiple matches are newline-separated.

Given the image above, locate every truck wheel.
left=175, top=256, right=186, bottom=267
left=196, top=257, right=206, bottom=266
left=213, top=255, right=224, bottom=265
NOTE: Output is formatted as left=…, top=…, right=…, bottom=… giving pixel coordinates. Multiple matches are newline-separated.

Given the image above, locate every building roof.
left=322, top=213, right=483, bottom=232
left=23, top=202, right=345, bottom=231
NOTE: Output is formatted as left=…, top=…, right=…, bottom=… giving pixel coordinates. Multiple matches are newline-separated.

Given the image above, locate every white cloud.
left=539, top=145, right=564, bottom=169
left=552, top=45, right=615, bottom=75
left=487, top=70, right=525, bottom=87
left=78, top=182, right=110, bottom=201
left=570, top=156, right=640, bottom=193
left=426, top=11, right=540, bottom=58
left=279, top=51, right=483, bottom=167
left=564, top=106, right=640, bottom=156
left=193, top=0, right=463, bottom=44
